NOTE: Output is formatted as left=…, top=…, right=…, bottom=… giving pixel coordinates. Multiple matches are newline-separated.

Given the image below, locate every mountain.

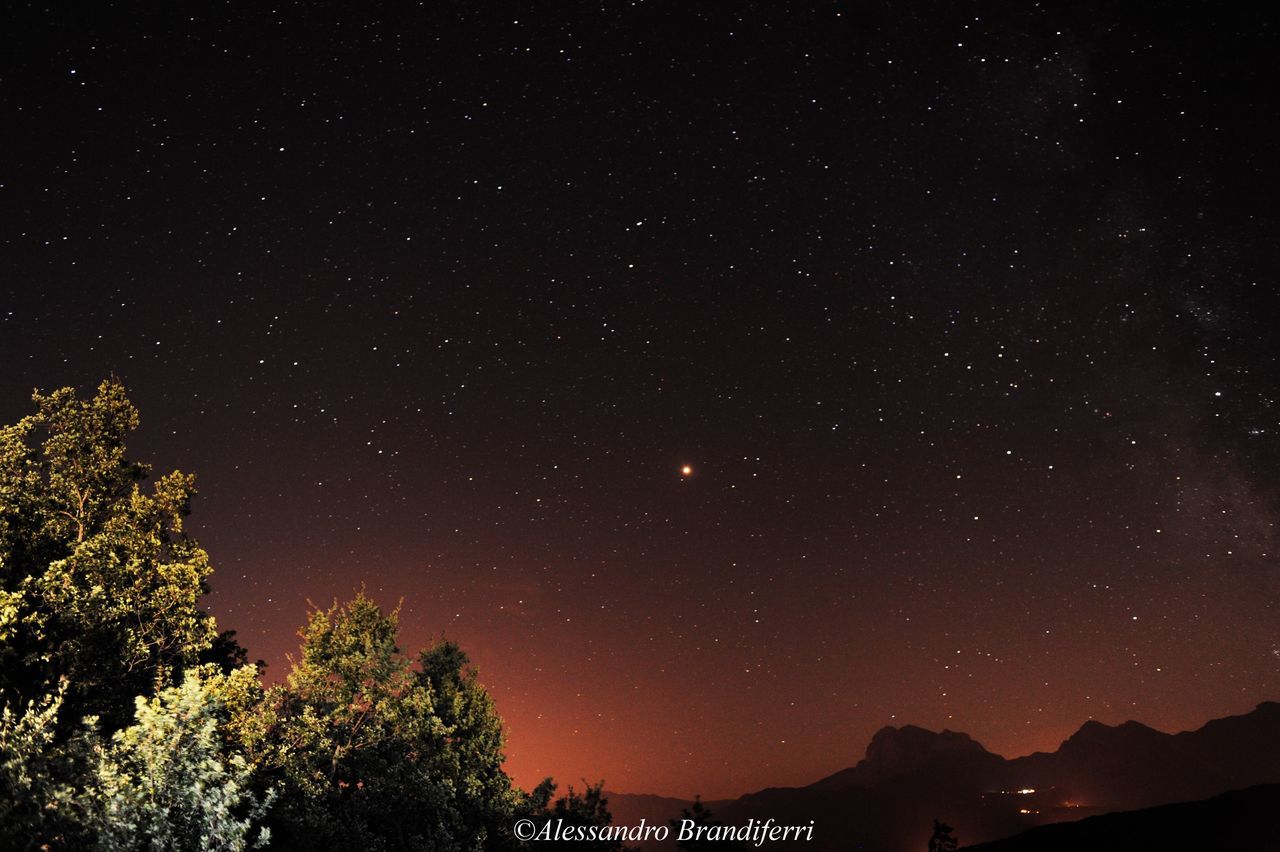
left=1007, top=701, right=1280, bottom=811
left=960, top=784, right=1280, bottom=852
left=604, top=701, right=1280, bottom=852
left=809, top=725, right=1004, bottom=791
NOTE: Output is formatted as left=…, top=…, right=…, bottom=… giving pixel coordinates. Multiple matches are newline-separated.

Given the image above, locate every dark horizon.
left=3, top=2, right=1278, bottom=801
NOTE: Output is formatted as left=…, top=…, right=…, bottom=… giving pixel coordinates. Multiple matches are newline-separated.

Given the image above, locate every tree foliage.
left=0, top=681, right=98, bottom=849
left=0, top=380, right=217, bottom=731
left=88, top=666, right=273, bottom=852
left=236, top=593, right=522, bottom=850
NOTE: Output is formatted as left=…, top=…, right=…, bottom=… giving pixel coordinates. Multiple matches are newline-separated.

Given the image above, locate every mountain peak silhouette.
left=863, top=724, right=990, bottom=776
left=1059, top=718, right=1166, bottom=753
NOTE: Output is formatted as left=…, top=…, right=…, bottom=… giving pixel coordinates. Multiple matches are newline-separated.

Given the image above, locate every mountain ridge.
left=605, top=700, right=1280, bottom=852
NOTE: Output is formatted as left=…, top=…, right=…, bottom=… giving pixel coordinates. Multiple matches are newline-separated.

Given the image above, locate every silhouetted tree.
left=526, top=779, right=630, bottom=851
left=928, top=818, right=959, bottom=852
left=671, top=796, right=747, bottom=851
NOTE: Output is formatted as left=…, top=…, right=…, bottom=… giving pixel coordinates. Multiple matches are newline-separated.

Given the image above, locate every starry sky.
left=2, top=2, right=1278, bottom=800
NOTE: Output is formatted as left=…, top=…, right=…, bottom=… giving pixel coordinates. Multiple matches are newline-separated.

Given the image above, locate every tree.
left=671, top=797, right=747, bottom=852
left=0, top=680, right=100, bottom=849
left=928, top=818, right=959, bottom=852
left=238, top=592, right=522, bottom=850
left=87, top=666, right=273, bottom=851
left=526, top=779, right=629, bottom=852
left=1, top=380, right=224, bottom=846
left=0, top=380, right=218, bottom=731
left=200, top=630, right=264, bottom=677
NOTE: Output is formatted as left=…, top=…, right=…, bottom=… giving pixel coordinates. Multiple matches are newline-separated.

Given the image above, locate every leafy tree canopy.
left=0, top=380, right=218, bottom=730
left=89, top=665, right=273, bottom=852
left=237, top=592, right=522, bottom=851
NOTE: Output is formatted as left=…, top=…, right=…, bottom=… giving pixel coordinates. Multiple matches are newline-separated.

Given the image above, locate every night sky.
left=3, top=2, right=1279, bottom=801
